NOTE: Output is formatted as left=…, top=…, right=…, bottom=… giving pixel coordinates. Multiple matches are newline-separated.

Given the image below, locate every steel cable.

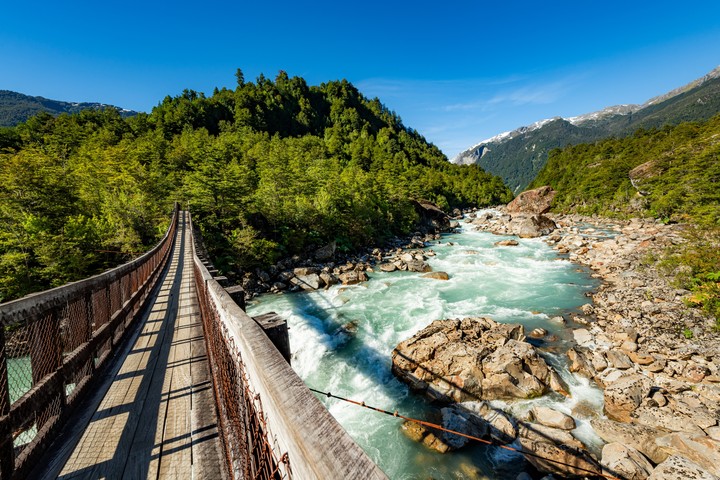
left=309, top=388, right=619, bottom=480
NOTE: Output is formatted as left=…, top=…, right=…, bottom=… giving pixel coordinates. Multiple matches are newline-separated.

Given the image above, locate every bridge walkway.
left=40, top=211, right=224, bottom=479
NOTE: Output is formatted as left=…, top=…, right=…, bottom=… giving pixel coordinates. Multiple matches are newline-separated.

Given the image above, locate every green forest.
left=0, top=70, right=512, bottom=302
left=531, top=114, right=720, bottom=223
left=531, top=114, right=720, bottom=321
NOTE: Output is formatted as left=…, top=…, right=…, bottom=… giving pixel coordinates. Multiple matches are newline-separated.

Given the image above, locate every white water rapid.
left=246, top=219, right=605, bottom=479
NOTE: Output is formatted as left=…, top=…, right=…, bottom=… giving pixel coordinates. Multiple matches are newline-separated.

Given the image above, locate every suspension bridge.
left=0, top=206, right=387, bottom=479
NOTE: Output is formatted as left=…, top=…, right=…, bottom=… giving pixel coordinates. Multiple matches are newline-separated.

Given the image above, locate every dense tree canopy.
left=0, top=72, right=511, bottom=302
left=531, top=114, right=720, bottom=225
left=530, top=114, right=720, bottom=321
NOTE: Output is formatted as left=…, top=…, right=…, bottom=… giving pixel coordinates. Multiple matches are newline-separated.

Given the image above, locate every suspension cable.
left=309, top=388, right=619, bottom=480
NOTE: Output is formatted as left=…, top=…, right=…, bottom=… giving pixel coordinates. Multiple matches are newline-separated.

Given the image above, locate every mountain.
left=453, top=66, right=720, bottom=193
left=0, top=90, right=138, bottom=126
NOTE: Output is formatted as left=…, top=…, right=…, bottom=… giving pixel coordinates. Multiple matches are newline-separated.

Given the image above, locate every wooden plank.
left=112, top=235, right=184, bottom=479
left=38, top=212, right=224, bottom=479
left=155, top=244, right=194, bottom=478
left=31, top=262, right=174, bottom=480
left=57, top=272, right=176, bottom=478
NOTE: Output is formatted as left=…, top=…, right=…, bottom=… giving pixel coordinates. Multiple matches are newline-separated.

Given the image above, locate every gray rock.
left=313, top=241, right=336, bottom=260
left=531, top=406, right=576, bottom=430
left=648, top=455, right=719, bottom=480
left=591, top=418, right=668, bottom=464
left=603, top=373, right=653, bottom=422
left=289, top=273, right=322, bottom=291
left=600, top=442, right=654, bottom=480
left=440, top=404, right=489, bottom=449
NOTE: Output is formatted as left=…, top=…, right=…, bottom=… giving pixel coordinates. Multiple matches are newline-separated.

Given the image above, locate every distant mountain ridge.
left=0, top=90, right=138, bottom=126
left=453, top=66, right=720, bottom=193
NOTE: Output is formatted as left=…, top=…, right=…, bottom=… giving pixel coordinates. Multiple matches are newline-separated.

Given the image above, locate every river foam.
left=247, top=219, right=602, bottom=479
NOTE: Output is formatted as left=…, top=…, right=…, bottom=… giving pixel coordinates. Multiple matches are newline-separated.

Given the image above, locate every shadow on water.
left=254, top=289, right=527, bottom=477
left=253, top=284, right=622, bottom=480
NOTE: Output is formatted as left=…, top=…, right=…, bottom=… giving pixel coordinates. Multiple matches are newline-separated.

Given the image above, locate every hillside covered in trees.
left=531, top=114, right=720, bottom=224
left=0, top=71, right=512, bottom=302
left=0, top=89, right=137, bottom=127
left=455, top=67, right=720, bottom=193
left=530, top=114, right=720, bottom=320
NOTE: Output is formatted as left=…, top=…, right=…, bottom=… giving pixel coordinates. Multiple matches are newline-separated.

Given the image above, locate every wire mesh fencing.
left=0, top=205, right=178, bottom=480
left=194, top=258, right=291, bottom=480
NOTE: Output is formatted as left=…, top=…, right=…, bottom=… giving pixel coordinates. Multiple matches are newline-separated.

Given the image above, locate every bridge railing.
left=190, top=214, right=387, bottom=480
left=0, top=204, right=179, bottom=480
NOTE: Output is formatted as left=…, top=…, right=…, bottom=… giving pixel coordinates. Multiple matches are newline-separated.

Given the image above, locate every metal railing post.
left=0, top=327, right=13, bottom=478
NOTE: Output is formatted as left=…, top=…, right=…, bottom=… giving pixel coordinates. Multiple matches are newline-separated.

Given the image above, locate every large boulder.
left=413, top=199, right=450, bottom=231
left=518, top=438, right=602, bottom=478
left=603, top=373, right=653, bottom=422
left=648, top=455, right=720, bottom=480
left=506, top=186, right=556, bottom=215
left=655, top=433, right=720, bottom=477
left=391, top=317, right=562, bottom=402
left=600, top=442, right=654, bottom=480
left=591, top=418, right=669, bottom=464
left=509, top=214, right=558, bottom=238
left=289, top=273, right=323, bottom=291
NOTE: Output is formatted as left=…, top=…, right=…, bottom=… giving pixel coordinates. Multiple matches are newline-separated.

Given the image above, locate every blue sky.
left=2, top=1, right=720, bottom=158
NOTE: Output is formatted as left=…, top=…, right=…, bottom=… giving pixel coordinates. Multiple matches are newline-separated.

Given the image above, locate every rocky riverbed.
left=438, top=188, right=720, bottom=479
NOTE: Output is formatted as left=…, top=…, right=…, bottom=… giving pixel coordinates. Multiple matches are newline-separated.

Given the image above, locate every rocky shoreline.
left=238, top=188, right=719, bottom=479
left=426, top=189, right=720, bottom=479
left=231, top=200, right=459, bottom=299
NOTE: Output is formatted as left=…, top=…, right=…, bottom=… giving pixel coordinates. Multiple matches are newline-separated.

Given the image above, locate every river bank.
left=246, top=216, right=600, bottom=479
left=471, top=205, right=720, bottom=479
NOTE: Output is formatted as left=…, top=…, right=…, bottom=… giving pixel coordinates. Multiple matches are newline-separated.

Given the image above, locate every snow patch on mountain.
left=452, top=65, right=720, bottom=166
left=453, top=117, right=561, bottom=164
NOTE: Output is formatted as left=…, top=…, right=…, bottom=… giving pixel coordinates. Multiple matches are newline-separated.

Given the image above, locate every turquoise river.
left=246, top=217, right=605, bottom=479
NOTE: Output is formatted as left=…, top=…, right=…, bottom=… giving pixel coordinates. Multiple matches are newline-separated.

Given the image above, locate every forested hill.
left=530, top=115, right=720, bottom=320
left=530, top=114, right=720, bottom=225
left=454, top=66, right=720, bottom=193
left=0, top=90, right=138, bottom=126
left=0, top=70, right=512, bottom=302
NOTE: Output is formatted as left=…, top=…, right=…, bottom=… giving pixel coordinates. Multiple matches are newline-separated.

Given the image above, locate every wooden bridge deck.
left=40, top=212, right=225, bottom=479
